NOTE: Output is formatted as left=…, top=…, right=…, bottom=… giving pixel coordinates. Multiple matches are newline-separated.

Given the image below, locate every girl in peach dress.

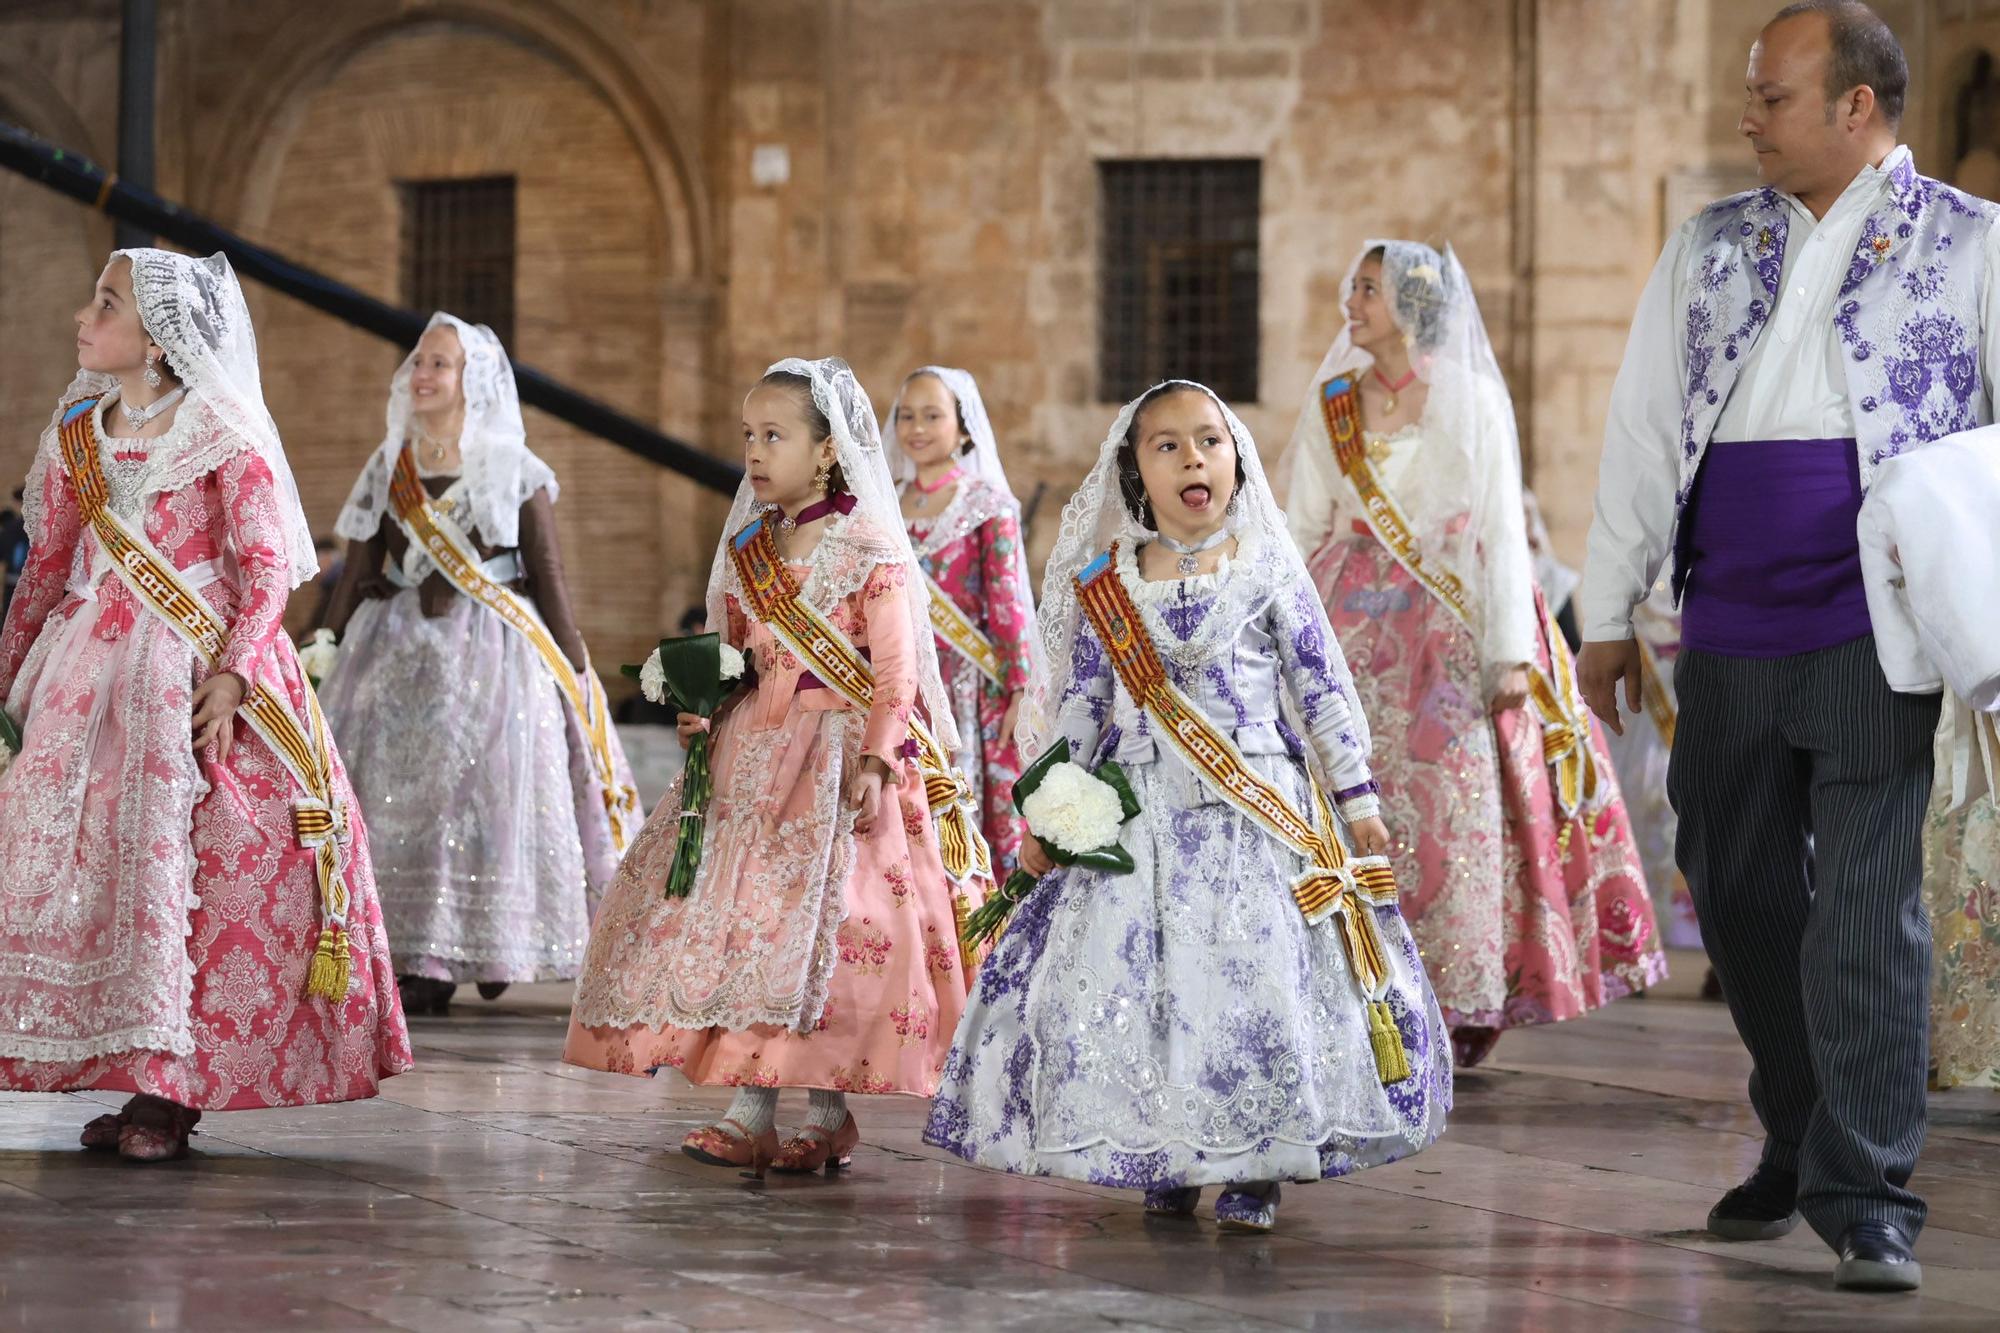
left=565, top=357, right=977, bottom=1173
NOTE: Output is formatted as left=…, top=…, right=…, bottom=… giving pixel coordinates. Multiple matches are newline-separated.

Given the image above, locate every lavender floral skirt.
left=923, top=749, right=1450, bottom=1189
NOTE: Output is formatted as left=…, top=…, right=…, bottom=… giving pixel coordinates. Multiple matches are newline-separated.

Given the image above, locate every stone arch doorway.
left=220, top=4, right=717, bottom=666
left=201, top=0, right=709, bottom=281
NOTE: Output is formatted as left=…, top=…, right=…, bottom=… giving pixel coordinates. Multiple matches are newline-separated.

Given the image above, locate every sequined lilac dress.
left=924, top=541, right=1449, bottom=1188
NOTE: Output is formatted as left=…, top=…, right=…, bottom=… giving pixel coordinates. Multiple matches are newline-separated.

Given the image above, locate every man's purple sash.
left=1679, top=438, right=1872, bottom=657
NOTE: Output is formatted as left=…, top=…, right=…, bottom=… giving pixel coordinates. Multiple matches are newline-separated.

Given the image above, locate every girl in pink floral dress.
left=566, top=357, right=974, bottom=1174
left=0, top=250, right=411, bottom=1161
left=883, top=366, right=1045, bottom=878
left=1286, top=241, right=1665, bottom=1069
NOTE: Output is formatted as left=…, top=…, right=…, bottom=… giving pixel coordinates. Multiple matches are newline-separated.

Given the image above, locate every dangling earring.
left=1225, top=490, right=1241, bottom=517
left=812, top=457, right=833, bottom=494
left=1118, top=463, right=1151, bottom=529
left=143, top=351, right=164, bottom=390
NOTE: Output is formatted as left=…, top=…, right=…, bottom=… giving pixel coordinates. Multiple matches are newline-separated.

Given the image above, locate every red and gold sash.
left=729, top=515, right=992, bottom=964
left=1074, top=543, right=1411, bottom=1084
left=387, top=444, right=640, bottom=850
left=1321, top=376, right=1475, bottom=631
left=57, top=399, right=356, bottom=1002
left=1528, top=604, right=1602, bottom=825
left=925, top=571, right=1004, bottom=688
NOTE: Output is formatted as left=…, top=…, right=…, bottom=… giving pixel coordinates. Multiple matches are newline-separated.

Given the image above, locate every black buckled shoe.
left=1834, top=1221, right=1921, bottom=1291
left=1706, top=1164, right=1800, bottom=1241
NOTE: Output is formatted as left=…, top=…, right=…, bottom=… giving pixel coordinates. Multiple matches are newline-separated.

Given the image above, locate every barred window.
left=1098, top=159, right=1261, bottom=403
left=399, top=176, right=517, bottom=347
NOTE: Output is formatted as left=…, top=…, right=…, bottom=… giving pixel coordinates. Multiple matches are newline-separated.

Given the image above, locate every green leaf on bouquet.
left=1009, top=738, right=1071, bottom=815
left=656, top=632, right=728, bottom=716
left=1071, top=844, right=1135, bottom=875
left=0, top=708, right=20, bottom=756
left=1094, top=759, right=1141, bottom=823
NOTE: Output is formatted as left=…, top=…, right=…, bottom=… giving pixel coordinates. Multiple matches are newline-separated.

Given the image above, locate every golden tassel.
left=303, top=924, right=352, bottom=1003
left=1368, top=999, right=1412, bottom=1084
left=953, top=890, right=981, bottom=975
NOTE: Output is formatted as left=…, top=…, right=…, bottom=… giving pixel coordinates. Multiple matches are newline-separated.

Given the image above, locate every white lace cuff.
left=1336, top=793, right=1381, bottom=824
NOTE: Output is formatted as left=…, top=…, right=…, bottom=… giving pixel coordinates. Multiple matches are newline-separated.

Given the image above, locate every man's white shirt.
left=1579, top=145, right=2000, bottom=643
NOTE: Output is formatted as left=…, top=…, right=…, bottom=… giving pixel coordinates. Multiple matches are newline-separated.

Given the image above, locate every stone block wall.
left=2, top=0, right=1989, bottom=662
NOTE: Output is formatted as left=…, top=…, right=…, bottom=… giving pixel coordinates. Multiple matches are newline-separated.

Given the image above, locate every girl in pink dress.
left=0, top=250, right=412, bottom=1161
left=566, top=357, right=975, bottom=1173
left=882, top=366, right=1045, bottom=878
left=1286, top=241, right=1665, bottom=1069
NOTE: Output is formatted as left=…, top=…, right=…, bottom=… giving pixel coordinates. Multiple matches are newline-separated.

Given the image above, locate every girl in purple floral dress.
left=925, top=381, right=1448, bottom=1233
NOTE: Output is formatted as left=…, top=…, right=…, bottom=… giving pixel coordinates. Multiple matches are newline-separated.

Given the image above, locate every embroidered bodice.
left=1050, top=535, right=1373, bottom=799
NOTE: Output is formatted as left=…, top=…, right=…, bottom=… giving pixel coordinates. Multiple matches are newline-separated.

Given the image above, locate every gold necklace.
left=413, top=423, right=459, bottom=469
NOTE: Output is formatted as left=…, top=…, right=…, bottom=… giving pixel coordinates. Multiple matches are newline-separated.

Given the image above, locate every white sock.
left=805, top=1088, right=850, bottom=1132
left=718, top=1086, right=778, bottom=1138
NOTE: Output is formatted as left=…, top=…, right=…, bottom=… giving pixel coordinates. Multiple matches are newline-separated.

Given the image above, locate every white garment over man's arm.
left=1984, top=223, right=2000, bottom=417
left=1579, top=221, right=1694, bottom=644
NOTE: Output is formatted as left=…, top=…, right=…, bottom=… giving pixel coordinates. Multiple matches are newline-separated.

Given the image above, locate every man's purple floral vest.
left=1667, top=157, right=1996, bottom=656
left=1674, top=155, right=1996, bottom=532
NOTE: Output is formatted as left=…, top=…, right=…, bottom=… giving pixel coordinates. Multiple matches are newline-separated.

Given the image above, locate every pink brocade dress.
left=906, top=481, right=1035, bottom=879
left=1309, top=522, right=1666, bottom=1030
left=0, top=421, right=412, bottom=1111
left=564, top=552, right=966, bottom=1095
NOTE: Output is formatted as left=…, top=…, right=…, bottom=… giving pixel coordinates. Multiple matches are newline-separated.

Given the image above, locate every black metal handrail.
left=0, top=121, right=742, bottom=496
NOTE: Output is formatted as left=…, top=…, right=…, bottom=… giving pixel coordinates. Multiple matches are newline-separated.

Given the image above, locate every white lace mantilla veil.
left=879, top=364, right=1049, bottom=701
left=1022, top=378, right=1371, bottom=764
left=1283, top=239, right=1531, bottom=660
left=334, top=312, right=555, bottom=549
left=706, top=355, right=959, bottom=751
left=25, top=247, right=320, bottom=588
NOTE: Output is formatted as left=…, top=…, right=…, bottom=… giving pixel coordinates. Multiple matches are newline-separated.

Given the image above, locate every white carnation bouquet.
left=963, top=738, right=1140, bottom=947
left=623, top=631, right=748, bottom=897
left=297, top=628, right=339, bottom=687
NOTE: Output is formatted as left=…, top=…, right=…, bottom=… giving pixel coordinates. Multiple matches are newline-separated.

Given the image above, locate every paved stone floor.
left=2, top=952, right=1996, bottom=1331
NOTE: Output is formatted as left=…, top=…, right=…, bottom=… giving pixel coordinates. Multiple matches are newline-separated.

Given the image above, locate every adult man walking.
left=1578, top=0, right=2000, bottom=1292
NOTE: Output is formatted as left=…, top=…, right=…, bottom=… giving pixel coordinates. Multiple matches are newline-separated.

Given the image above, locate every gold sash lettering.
left=925, top=571, right=1004, bottom=688
left=1321, top=378, right=1475, bottom=632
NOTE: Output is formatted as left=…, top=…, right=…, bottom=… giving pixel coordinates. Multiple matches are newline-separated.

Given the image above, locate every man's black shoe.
left=1834, top=1221, right=1921, bottom=1291
left=1706, top=1164, right=1800, bottom=1241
